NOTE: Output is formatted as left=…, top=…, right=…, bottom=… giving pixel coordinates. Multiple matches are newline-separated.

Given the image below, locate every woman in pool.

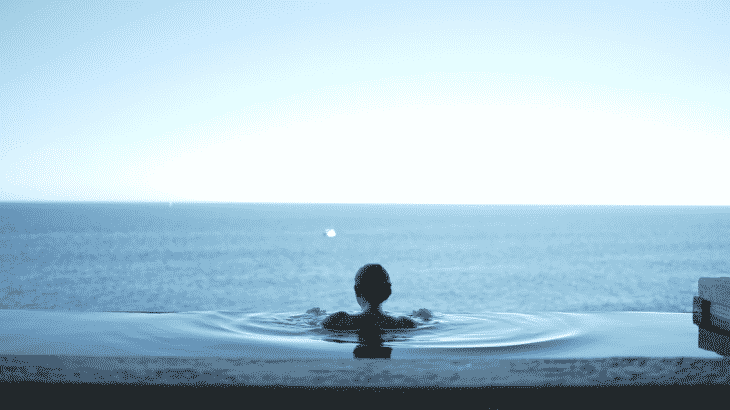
left=322, top=264, right=418, bottom=331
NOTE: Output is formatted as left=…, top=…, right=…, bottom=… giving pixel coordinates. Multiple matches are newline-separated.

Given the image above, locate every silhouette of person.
left=322, top=264, right=417, bottom=331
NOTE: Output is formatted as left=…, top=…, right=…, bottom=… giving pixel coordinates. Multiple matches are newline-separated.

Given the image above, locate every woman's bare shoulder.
left=395, top=315, right=417, bottom=329
left=379, top=314, right=417, bottom=329
left=321, top=311, right=356, bottom=330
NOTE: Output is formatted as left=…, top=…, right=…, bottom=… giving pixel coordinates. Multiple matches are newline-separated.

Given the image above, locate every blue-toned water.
left=2, top=203, right=729, bottom=385
left=2, top=203, right=728, bottom=315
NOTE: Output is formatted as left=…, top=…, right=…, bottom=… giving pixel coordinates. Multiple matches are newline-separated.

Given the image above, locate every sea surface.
left=2, top=203, right=728, bottom=315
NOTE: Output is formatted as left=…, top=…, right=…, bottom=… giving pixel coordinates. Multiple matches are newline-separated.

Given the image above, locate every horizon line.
left=1, top=201, right=730, bottom=207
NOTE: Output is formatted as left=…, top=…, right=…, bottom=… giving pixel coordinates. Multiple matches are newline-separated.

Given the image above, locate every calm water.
left=1, top=308, right=716, bottom=361
left=2, top=203, right=728, bottom=316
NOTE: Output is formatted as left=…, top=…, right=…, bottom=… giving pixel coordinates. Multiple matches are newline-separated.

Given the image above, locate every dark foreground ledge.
left=3, top=355, right=729, bottom=408
left=1, top=379, right=727, bottom=409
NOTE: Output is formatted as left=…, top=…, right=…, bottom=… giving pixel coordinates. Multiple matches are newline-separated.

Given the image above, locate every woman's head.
left=354, top=264, right=392, bottom=306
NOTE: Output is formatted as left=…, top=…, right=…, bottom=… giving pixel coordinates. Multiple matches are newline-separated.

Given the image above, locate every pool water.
left=243, top=309, right=577, bottom=350
left=2, top=307, right=726, bottom=387
left=0, top=308, right=717, bottom=360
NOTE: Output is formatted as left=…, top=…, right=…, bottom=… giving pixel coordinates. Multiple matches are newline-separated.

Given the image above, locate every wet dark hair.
left=354, top=264, right=392, bottom=305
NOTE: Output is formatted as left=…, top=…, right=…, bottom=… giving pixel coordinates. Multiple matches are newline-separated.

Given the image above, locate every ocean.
left=2, top=203, right=728, bottom=314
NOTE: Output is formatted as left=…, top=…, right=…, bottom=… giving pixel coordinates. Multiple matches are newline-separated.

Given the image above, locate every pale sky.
left=1, top=1, right=728, bottom=204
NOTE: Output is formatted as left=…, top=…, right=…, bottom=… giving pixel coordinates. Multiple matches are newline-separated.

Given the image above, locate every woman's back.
left=322, top=311, right=416, bottom=331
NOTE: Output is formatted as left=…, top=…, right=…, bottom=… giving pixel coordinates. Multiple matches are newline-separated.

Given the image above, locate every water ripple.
left=197, top=310, right=581, bottom=350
